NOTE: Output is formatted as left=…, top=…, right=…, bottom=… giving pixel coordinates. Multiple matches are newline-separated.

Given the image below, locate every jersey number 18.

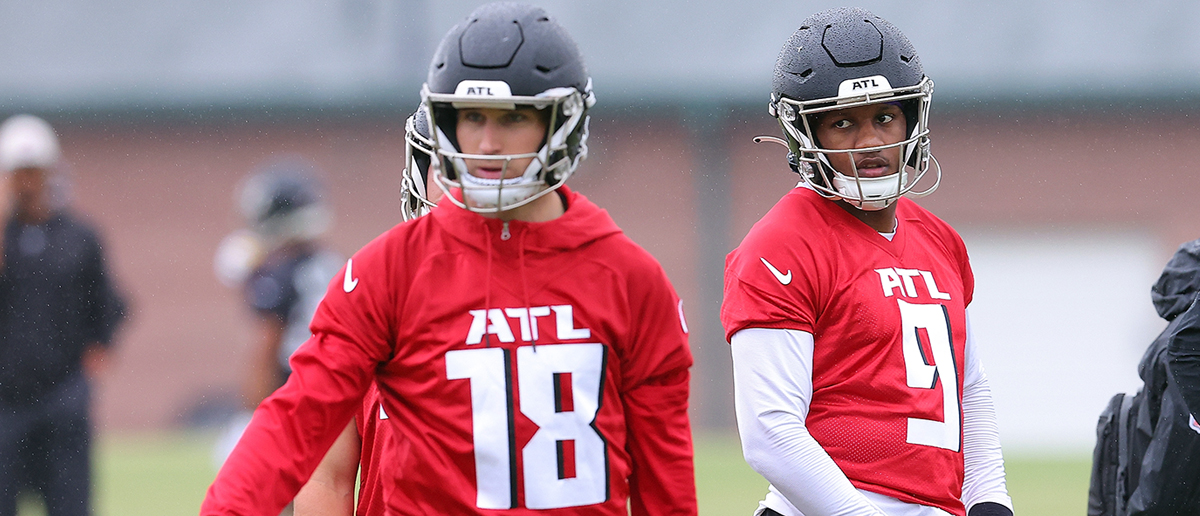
left=446, top=343, right=609, bottom=510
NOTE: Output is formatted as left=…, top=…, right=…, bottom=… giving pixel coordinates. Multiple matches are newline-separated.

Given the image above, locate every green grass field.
left=17, top=431, right=1090, bottom=516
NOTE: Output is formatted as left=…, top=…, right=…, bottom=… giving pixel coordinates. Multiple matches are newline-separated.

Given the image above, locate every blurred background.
left=3, top=0, right=1199, bottom=513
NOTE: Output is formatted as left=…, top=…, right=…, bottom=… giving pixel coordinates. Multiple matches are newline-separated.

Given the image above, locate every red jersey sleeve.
left=356, top=384, right=385, bottom=516
left=617, top=251, right=697, bottom=516
left=201, top=230, right=403, bottom=516
left=721, top=201, right=826, bottom=342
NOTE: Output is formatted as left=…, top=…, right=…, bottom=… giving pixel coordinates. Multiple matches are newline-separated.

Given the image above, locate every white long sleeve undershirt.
left=730, top=310, right=1013, bottom=516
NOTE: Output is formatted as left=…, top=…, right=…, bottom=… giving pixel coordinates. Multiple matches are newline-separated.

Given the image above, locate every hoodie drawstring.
left=483, top=222, right=494, bottom=348
left=518, top=227, right=534, bottom=351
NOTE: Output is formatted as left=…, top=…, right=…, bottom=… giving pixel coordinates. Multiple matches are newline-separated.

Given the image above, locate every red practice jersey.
left=722, top=187, right=973, bottom=515
left=355, top=383, right=385, bottom=516
left=202, top=187, right=696, bottom=516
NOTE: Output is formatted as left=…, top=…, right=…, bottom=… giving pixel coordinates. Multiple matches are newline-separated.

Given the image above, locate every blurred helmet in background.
left=0, top=114, right=61, bottom=174
left=237, top=155, right=332, bottom=243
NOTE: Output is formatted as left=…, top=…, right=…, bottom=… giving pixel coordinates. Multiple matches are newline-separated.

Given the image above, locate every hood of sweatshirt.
left=1152, top=239, right=1200, bottom=321
left=427, top=185, right=623, bottom=256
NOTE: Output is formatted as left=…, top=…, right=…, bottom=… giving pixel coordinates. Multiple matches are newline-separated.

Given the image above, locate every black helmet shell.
left=427, top=2, right=589, bottom=96
left=773, top=7, right=923, bottom=105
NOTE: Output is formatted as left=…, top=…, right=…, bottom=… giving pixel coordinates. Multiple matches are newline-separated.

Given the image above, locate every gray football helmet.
left=769, top=7, right=939, bottom=210
left=421, top=2, right=595, bottom=213
left=237, top=155, right=332, bottom=243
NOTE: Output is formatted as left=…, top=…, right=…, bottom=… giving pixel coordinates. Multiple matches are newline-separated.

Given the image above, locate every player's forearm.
left=731, top=329, right=885, bottom=515
left=961, top=313, right=1013, bottom=513
left=293, top=481, right=354, bottom=516
left=294, top=421, right=361, bottom=516
left=960, top=372, right=1012, bottom=513
left=202, top=337, right=373, bottom=515
left=738, top=410, right=884, bottom=515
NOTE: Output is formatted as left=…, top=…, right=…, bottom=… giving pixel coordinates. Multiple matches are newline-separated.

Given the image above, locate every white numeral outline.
left=897, top=300, right=962, bottom=452
left=446, top=343, right=609, bottom=510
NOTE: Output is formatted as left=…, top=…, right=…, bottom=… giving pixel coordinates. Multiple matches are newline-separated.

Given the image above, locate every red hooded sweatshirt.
left=201, top=187, right=697, bottom=516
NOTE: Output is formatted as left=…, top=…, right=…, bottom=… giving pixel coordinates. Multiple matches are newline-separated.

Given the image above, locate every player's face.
left=813, top=103, right=906, bottom=178
left=456, top=107, right=548, bottom=180
left=10, top=167, right=46, bottom=203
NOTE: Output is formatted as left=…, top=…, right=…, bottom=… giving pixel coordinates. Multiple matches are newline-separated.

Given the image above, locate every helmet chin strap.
left=785, top=119, right=910, bottom=211
left=846, top=197, right=894, bottom=211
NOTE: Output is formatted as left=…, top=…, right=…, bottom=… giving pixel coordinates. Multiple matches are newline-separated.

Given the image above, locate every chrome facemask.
left=769, top=76, right=940, bottom=210
left=422, top=79, right=594, bottom=214
left=400, top=113, right=439, bottom=221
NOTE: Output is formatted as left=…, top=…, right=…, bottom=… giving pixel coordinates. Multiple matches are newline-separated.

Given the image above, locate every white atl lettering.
left=467, top=309, right=516, bottom=344
left=874, top=267, right=951, bottom=300
left=466, top=305, right=591, bottom=345
left=552, top=305, right=591, bottom=340
left=895, top=268, right=922, bottom=297
left=919, top=271, right=951, bottom=300
left=505, top=308, right=533, bottom=341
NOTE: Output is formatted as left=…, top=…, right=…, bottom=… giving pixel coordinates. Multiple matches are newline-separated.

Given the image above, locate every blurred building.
left=3, top=0, right=1198, bottom=453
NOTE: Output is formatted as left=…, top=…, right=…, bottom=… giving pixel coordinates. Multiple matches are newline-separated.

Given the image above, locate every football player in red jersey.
left=292, top=107, right=443, bottom=516
left=722, top=8, right=1013, bottom=516
left=201, top=3, right=697, bottom=516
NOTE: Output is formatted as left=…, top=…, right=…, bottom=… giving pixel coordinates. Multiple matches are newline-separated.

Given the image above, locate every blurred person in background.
left=202, top=3, right=696, bottom=515
left=1089, top=239, right=1200, bottom=515
left=293, top=106, right=442, bottom=516
left=0, top=114, right=127, bottom=516
left=722, top=8, right=1012, bottom=516
left=211, top=155, right=344, bottom=474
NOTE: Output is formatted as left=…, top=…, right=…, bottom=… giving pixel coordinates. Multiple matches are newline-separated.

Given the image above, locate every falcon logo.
left=1190, top=414, right=1200, bottom=435
left=343, top=259, right=359, bottom=293
left=760, top=257, right=792, bottom=285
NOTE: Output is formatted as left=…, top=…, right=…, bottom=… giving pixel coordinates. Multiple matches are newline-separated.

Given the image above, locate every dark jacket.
left=1089, top=239, right=1200, bottom=515
left=0, top=211, right=127, bottom=406
left=1164, top=240, right=1200, bottom=424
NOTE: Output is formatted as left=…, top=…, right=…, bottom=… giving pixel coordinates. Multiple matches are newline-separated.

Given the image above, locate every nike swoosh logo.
left=343, top=259, right=359, bottom=293
left=760, top=257, right=792, bottom=285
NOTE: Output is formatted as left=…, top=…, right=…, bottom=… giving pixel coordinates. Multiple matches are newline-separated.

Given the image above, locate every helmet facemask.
left=773, top=77, right=940, bottom=211
left=400, top=109, right=440, bottom=221
left=422, top=79, right=594, bottom=214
